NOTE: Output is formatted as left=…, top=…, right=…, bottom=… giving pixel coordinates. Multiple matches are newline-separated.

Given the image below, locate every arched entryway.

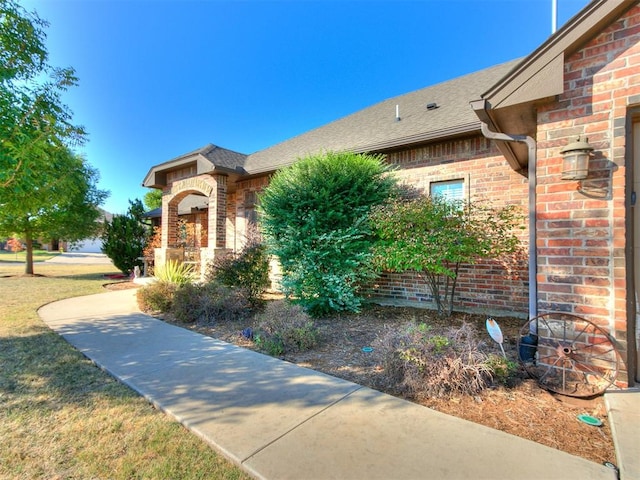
left=155, top=174, right=230, bottom=276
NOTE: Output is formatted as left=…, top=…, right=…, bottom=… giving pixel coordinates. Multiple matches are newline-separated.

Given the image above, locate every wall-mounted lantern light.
left=560, top=136, right=593, bottom=180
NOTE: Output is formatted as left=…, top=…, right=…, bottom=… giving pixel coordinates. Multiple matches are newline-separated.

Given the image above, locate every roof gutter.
left=471, top=99, right=538, bottom=321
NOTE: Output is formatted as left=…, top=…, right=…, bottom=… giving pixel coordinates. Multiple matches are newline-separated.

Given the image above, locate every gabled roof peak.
left=142, top=143, right=247, bottom=188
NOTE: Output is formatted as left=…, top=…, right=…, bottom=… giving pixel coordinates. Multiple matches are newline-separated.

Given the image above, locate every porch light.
left=560, top=136, right=593, bottom=180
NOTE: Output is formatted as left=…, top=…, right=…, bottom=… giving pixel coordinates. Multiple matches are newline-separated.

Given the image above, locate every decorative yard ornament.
left=486, top=317, right=506, bottom=358
left=516, top=313, right=620, bottom=397
left=241, top=327, right=254, bottom=340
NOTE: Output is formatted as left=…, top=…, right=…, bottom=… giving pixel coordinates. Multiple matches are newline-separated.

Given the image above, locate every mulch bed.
left=112, top=282, right=616, bottom=466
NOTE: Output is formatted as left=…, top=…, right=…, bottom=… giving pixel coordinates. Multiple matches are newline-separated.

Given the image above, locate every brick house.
left=143, top=0, right=639, bottom=385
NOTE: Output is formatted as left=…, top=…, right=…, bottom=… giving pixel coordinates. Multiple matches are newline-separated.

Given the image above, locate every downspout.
left=471, top=99, right=538, bottom=321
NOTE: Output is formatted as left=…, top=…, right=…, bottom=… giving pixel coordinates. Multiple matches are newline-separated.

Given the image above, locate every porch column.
left=208, top=174, right=228, bottom=249
left=161, top=193, right=179, bottom=249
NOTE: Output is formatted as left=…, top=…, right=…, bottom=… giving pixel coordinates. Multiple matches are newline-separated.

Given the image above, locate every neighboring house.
left=143, top=0, right=639, bottom=386
left=68, top=237, right=103, bottom=254
left=42, top=209, right=113, bottom=253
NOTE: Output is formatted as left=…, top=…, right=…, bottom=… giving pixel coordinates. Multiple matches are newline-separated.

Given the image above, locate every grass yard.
left=0, top=263, right=250, bottom=480
left=0, top=249, right=60, bottom=263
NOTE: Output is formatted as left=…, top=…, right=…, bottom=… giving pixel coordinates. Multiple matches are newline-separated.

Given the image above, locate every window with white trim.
left=430, top=179, right=465, bottom=202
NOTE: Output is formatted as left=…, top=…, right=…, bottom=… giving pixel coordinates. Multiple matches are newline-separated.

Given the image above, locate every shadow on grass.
left=57, top=272, right=122, bottom=281
left=0, top=251, right=59, bottom=263
left=0, top=272, right=122, bottom=282
left=0, top=328, right=138, bottom=407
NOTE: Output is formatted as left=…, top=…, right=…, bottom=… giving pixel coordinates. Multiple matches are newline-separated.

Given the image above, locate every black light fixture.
left=560, top=136, right=593, bottom=180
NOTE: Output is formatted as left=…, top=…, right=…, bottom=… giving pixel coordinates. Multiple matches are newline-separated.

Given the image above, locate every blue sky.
left=21, top=0, right=591, bottom=214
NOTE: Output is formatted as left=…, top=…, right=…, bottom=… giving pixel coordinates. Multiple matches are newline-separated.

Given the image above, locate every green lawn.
left=0, top=249, right=59, bottom=263
left=0, top=263, right=251, bottom=480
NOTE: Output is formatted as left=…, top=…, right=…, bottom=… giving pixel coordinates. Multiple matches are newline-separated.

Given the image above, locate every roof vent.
left=426, top=103, right=439, bottom=110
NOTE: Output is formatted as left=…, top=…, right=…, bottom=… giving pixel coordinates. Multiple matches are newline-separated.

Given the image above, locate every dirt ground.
left=108, top=281, right=616, bottom=466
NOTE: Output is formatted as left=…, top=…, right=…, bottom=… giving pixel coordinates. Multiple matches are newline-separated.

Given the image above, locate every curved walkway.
left=39, top=289, right=617, bottom=480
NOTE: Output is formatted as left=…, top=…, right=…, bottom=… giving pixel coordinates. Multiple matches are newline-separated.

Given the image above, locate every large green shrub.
left=259, top=151, right=397, bottom=316
left=101, top=199, right=149, bottom=275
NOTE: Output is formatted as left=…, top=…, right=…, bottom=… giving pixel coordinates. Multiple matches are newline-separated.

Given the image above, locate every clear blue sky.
left=21, top=0, right=590, bottom=214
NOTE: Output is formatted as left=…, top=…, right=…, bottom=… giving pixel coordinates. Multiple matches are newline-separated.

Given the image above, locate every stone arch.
left=156, top=174, right=228, bottom=277
left=161, top=176, right=217, bottom=249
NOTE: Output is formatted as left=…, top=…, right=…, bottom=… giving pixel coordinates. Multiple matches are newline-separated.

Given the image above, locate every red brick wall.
left=201, top=210, right=209, bottom=248
left=234, top=176, right=270, bottom=249
left=536, top=4, right=640, bottom=382
left=228, top=139, right=530, bottom=316
left=213, top=175, right=227, bottom=248
left=369, top=135, right=530, bottom=317
left=226, top=192, right=236, bottom=250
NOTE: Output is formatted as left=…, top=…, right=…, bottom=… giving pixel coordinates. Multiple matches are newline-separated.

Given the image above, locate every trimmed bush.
left=206, top=226, right=270, bottom=306
left=136, top=281, right=177, bottom=314
left=259, top=151, right=398, bottom=316
left=171, top=282, right=251, bottom=325
left=253, top=301, right=319, bottom=355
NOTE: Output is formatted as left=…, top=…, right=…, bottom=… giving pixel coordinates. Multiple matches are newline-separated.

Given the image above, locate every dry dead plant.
left=377, top=322, right=493, bottom=399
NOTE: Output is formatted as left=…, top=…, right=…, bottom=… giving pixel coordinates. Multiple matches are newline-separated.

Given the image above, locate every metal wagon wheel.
left=517, top=312, right=620, bottom=397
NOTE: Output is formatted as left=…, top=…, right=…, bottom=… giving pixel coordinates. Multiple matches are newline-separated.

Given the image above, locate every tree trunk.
left=24, top=229, right=34, bottom=275
left=445, top=262, right=462, bottom=317
left=423, top=271, right=444, bottom=317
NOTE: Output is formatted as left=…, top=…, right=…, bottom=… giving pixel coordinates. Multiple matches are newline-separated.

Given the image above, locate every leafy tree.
left=259, top=151, right=397, bottom=316
left=1, top=0, right=87, bottom=188
left=143, top=189, right=162, bottom=210
left=0, top=0, right=46, bottom=83
left=102, top=200, right=149, bottom=275
left=0, top=147, right=108, bottom=274
left=370, top=196, right=523, bottom=317
left=0, top=0, right=108, bottom=274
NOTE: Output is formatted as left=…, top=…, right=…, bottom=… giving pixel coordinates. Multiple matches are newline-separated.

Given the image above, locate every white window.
left=430, top=179, right=464, bottom=202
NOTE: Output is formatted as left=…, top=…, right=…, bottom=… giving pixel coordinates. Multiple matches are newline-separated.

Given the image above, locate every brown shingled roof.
left=144, top=59, right=522, bottom=184
left=142, top=143, right=247, bottom=188
left=243, top=59, right=521, bottom=175
left=198, top=144, right=247, bottom=171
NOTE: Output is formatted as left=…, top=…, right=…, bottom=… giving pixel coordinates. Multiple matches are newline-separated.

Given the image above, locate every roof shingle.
left=243, top=59, right=520, bottom=174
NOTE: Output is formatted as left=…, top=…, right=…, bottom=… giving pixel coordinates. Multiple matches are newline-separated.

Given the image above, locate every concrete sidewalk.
left=38, top=289, right=617, bottom=480
left=605, top=389, right=640, bottom=480
left=44, top=252, right=114, bottom=265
